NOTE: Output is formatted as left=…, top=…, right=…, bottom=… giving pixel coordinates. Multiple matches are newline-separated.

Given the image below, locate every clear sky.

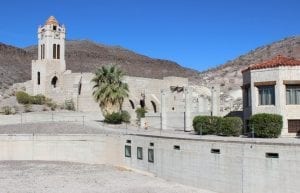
left=0, top=0, right=300, bottom=71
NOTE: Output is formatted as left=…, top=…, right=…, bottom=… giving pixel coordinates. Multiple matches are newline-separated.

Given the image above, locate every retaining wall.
left=123, top=135, right=300, bottom=193
left=0, top=133, right=299, bottom=193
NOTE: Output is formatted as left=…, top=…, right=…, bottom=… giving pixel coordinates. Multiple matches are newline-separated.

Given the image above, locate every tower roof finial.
left=45, top=16, right=59, bottom=25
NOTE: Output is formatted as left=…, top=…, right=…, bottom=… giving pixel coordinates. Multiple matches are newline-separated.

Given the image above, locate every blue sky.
left=0, top=0, right=300, bottom=71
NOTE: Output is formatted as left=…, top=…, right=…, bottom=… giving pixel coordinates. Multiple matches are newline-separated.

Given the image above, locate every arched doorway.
left=140, top=99, right=145, bottom=108
left=151, top=101, right=157, bottom=113
left=51, top=76, right=58, bottom=88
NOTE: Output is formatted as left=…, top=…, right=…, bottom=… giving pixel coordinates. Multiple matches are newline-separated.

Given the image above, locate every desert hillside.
left=0, top=40, right=199, bottom=90
left=1, top=36, right=300, bottom=113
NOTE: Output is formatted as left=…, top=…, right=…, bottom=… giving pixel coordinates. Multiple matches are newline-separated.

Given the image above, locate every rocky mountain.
left=0, top=43, right=32, bottom=89
left=1, top=36, right=300, bottom=114
left=198, top=36, right=300, bottom=112
left=0, top=40, right=199, bottom=90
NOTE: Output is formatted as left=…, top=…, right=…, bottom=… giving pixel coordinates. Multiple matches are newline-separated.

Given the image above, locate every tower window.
left=37, top=72, right=40, bottom=85
left=40, top=45, right=43, bottom=59
left=51, top=76, right=58, bottom=88
left=57, top=44, right=60, bottom=59
left=53, top=44, right=57, bottom=59
left=53, top=25, right=57, bottom=31
left=43, top=44, right=45, bottom=59
left=41, top=44, right=45, bottom=59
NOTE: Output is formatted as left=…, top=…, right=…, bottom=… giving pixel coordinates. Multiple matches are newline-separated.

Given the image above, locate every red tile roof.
left=242, top=55, right=300, bottom=73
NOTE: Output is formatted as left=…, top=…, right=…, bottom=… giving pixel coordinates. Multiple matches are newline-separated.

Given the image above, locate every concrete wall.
left=123, top=135, right=300, bottom=193
left=0, top=132, right=299, bottom=193
left=0, top=134, right=123, bottom=166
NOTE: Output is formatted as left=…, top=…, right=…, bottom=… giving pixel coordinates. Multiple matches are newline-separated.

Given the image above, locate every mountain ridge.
left=2, top=36, right=300, bottom=113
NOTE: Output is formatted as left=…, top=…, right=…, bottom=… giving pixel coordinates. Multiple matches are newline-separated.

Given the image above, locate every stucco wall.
left=243, top=66, right=300, bottom=135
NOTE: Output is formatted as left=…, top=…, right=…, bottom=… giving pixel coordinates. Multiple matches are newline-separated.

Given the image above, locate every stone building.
left=25, top=16, right=220, bottom=130
left=242, top=55, right=300, bottom=136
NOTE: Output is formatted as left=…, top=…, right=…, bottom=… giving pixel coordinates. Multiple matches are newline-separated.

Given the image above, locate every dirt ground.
left=0, top=161, right=215, bottom=193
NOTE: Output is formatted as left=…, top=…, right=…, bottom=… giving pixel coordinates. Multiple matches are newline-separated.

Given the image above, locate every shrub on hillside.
left=121, top=110, right=131, bottom=123
left=16, top=91, right=32, bottom=104
left=45, top=98, right=57, bottom=111
left=24, top=104, right=32, bottom=113
left=218, top=117, right=242, bottom=136
left=16, top=91, right=47, bottom=105
left=249, top=113, right=283, bottom=138
left=193, top=116, right=221, bottom=135
left=64, top=99, right=75, bottom=111
left=31, top=94, right=46, bottom=105
left=104, top=112, right=123, bottom=124
left=1, top=106, right=13, bottom=115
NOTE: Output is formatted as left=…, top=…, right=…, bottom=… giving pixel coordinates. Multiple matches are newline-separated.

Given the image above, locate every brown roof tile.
left=242, top=55, right=300, bottom=73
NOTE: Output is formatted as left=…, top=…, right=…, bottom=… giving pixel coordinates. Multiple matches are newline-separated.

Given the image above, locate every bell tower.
left=32, top=16, right=67, bottom=95
left=38, top=16, right=66, bottom=70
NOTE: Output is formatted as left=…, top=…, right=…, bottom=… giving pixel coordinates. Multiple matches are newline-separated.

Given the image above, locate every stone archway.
left=151, top=101, right=157, bottom=113
left=129, top=100, right=135, bottom=109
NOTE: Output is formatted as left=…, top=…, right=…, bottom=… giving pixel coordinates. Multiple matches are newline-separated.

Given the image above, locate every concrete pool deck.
left=0, top=160, right=216, bottom=193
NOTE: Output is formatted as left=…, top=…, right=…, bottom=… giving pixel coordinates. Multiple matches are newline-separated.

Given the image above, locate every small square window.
left=266, top=152, right=279, bottom=158
left=137, top=147, right=143, bottom=160
left=125, top=145, right=131, bottom=158
left=148, top=148, right=154, bottom=163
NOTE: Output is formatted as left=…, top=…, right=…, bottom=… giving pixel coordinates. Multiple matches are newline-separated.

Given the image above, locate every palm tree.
left=92, top=65, right=129, bottom=115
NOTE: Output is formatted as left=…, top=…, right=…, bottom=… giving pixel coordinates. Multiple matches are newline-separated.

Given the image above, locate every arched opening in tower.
left=51, top=76, right=58, bottom=88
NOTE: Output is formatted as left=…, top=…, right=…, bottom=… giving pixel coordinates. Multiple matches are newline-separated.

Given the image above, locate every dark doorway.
left=51, top=76, right=58, bottom=88
left=140, top=100, right=145, bottom=108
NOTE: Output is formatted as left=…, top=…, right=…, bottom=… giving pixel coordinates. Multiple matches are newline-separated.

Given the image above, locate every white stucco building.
left=25, top=16, right=220, bottom=130
left=242, top=55, right=300, bottom=136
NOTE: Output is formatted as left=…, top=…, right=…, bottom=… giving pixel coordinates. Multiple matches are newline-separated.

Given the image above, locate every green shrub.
left=16, top=91, right=32, bottom=104
left=135, top=107, right=147, bottom=121
left=249, top=113, right=283, bottom=138
left=16, top=91, right=47, bottom=105
left=193, top=116, right=221, bottom=135
left=218, top=117, right=242, bottom=136
left=45, top=98, right=57, bottom=111
left=1, top=106, right=13, bottom=115
left=24, top=104, right=32, bottom=112
left=31, top=94, right=46, bottom=105
left=64, top=99, right=75, bottom=111
left=121, top=110, right=131, bottom=123
left=104, top=112, right=122, bottom=124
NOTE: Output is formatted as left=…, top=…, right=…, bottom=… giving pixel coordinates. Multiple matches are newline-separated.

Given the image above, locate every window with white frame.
left=258, top=85, right=275, bottom=105
left=286, top=85, right=300, bottom=105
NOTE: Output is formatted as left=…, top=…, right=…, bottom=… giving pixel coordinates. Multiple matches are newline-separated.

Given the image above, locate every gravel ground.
left=0, top=161, right=215, bottom=193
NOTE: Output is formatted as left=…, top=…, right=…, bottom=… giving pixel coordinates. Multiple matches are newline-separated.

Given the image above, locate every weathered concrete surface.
left=124, top=134, right=300, bottom=193
left=0, top=123, right=299, bottom=193
left=0, top=161, right=215, bottom=193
